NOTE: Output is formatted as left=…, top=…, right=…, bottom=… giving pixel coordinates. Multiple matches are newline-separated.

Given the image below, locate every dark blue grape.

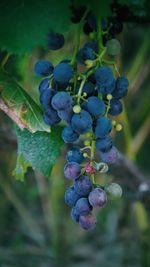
left=96, top=136, right=113, bottom=152
left=70, top=4, right=86, bottom=24
left=34, top=60, right=54, bottom=77
left=43, top=107, right=61, bottom=125
left=75, top=197, right=92, bottom=216
left=109, top=18, right=123, bottom=35
left=57, top=107, right=73, bottom=123
left=61, top=126, right=79, bottom=143
left=83, top=96, right=105, bottom=117
left=87, top=14, right=97, bottom=30
left=109, top=99, right=123, bottom=116
left=112, top=76, right=129, bottom=99
left=77, top=41, right=98, bottom=64
left=53, top=63, right=73, bottom=84
left=38, top=78, right=50, bottom=94
left=88, top=188, right=107, bottom=208
left=40, top=88, right=56, bottom=109
left=51, top=91, right=72, bottom=111
left=64, top=186, right=81, bottom=207
left=76, top=81, right=96, bottom=97
left=74, top=175, right=93, bottom=196
left=95, top=117, right=112, bottom=138
left=64, top=162, right=81, bottom=179
left=95, top=65, right=115, bottom=94
left=66, top=147, right=84, bottom=164
left=100, top=146, right=119, bottom=164
left=83, top=21, right=94, bottom=35
left=79, top=213, right=96, bottom=230
left=71, top=207, right=80, bottom=222
left=48, top=32, right=64, bottom=50
left=71, top=110, right=92, bottom=134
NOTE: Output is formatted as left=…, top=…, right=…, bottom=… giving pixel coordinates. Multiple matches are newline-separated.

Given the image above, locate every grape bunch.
left=34, top=9, right=128, bottom=230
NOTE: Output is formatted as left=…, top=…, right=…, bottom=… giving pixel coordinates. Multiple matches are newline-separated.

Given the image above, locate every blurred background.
left=0, top=6, right=150, bottom=267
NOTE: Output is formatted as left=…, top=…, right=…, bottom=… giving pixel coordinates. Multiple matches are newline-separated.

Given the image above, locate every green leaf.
left=13, top=154, right=31, bottom=181
left=0, top=70, right=50, bottom=133
left=0, top=0, right=71, bottom=54
left=14, top=127, right=64, bottom=178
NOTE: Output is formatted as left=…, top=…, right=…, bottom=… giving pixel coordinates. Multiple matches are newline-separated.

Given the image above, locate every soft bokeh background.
left=0, top=10, right=150, bottom=267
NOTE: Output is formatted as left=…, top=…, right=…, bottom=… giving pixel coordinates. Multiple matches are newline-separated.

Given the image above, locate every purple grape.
left=75, top=197, right=92, bottom=216
left=64, top=186, right=81, bottom=207
left=88, top=188, right=107, bottom=208
left=74, top=175, right=93, bottom=196
left=64, top=162, right=81, bottom=180
left=61, top=126, right=79, bottom=143
left=79, top=213, right=96, bottom=230
left=100, top=146, right=119, bottom=164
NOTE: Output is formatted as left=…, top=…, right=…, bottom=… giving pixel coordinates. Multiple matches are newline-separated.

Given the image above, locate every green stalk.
left=77, top=76, right=86, bottom=104
left=71, top=8, right=89, bottom=66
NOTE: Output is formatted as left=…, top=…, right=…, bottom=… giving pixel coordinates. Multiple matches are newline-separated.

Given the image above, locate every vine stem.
left=77, top=76, right=86, bottom=104
left=90, top=140, right=96, bottom=184
left=71, top=8, right=89, bottom=66
left=1, top=53, right=11, bottom=69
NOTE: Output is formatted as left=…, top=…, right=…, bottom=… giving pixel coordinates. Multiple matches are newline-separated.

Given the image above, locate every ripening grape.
left=75, top=197, right=92, bottom=216
left=64, top=186, right=81, bottom=207
left=74, top=175, right=93, bottom=196
left=79, top=213, right=96, bottom=230
left=88, top=188, right=107, bottom=208
left=64, top=162, right=81, bottom=179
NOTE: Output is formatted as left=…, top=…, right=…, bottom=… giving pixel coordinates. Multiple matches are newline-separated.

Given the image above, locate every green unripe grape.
left=73, top=105, right=81, bottom=113
left=83, top=152, right=88, bottom=158
left=116, top=123, right=123, bottom=131
left=83, top=92, right=87, bottom=97
left=106, top=39, right=121, bottom=56
left=112, top=120, right=117, bottom=126
left=106, top=183, right=122, bottom=199
left=107, top=94, right=113, bottom=100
